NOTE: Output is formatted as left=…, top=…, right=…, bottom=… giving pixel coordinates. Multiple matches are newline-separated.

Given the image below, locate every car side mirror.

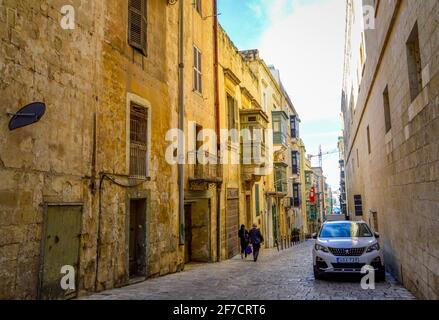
left=312, top=233, right=317, bottom=239
left=374, top=232, right=380, bottom=239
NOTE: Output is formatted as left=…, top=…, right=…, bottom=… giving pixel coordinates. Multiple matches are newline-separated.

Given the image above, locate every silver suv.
left=312, top=221, right=385, bottom=281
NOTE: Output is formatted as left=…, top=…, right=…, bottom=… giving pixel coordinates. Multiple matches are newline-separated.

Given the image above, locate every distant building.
left=338, top=136, right=347, bottom=217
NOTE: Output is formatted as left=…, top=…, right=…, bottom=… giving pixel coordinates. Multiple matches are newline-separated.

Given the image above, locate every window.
left=130, top=103, right=149, bottom=177
left=227, top=94, right=237, bottom=130
left=273, top=120, right=280, bottom=132
left=292, top=151, right=299, bottom=175
left=275, top=166, right=287, bottom=193
left=195, top=0, right=202, bottom=15
left=367, top=125, right=371, bottom=154
left=262, top=92, right=267, bottom=112
left=293, top=183, right=301, bottom=207
left=319, top=222, right=372, bottom=238
left=255, top=184, right=260, bottom=216
left=193, top=46, right=202, bottom=94
left=353, top=195, right=363, bottom=216
left=128, top=0, right=147, bottom=55
left=383, top=86, right=392, bottom=133
left=290, top=115, right=299, bottom=138
left=406, top=22, right=422, bottom=101
left=272, top=113, right=287, bottom=145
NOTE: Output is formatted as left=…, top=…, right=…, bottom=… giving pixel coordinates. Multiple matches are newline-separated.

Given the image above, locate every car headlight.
left=366, top=243, right=380, bottom=252
left=315, top=244, right=329, bottom=252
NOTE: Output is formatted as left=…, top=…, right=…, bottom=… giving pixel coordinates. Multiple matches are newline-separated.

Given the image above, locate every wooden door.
left=40, top=205, right=82, bottom=300
left=226, top=198, right=239, bottom=259
left=129, top=199, right=147, bottom=278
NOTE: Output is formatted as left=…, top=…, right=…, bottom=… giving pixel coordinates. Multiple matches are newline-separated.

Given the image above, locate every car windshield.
left=319, top=223, right=373, bottom=238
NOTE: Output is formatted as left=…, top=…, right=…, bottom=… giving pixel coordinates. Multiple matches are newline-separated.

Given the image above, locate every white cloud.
left=257, top=0, right=346, bottom=189
left=259, top=0, right=345, bottom=123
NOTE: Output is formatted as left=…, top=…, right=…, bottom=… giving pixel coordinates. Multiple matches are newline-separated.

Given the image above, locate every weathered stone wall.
left=217, top=25, right=261, bottom=254
left=0, top=0, right=103, bottom=299
left=0, top=0, right=181, bottom=299
left=344, top=0, right=439, bottom=299
left=95, top=0, right=180, bottom=291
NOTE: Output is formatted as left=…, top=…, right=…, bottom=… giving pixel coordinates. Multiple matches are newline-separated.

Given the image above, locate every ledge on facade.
left=265, top=191, right=288, bottom=198
left=188, top=177, right=223, bottom=191
left=241, top=172, right=265, bottom=183
left=223, top=68, right=241, bottom=86
left=239, top=108, right=269, bottom=124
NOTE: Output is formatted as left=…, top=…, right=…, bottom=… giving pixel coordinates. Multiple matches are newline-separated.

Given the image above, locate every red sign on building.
left=310, top=187, right=316, bottom=204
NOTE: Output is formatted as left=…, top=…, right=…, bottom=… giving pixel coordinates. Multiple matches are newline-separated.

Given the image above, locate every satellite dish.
left=8, top=102, right=46, bottom=131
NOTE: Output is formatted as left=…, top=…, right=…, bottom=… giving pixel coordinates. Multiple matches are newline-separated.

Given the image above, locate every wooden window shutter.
left=129, top=0, right=147, bottom=55
left=234, top=98, right=239, bottom=128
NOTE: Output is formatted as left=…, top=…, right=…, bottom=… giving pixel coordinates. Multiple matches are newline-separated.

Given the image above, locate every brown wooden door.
left=226, top=198, right=239, bottom=259
left=129, top=199, right=147, bottom=278
left=246, top=195, right=252, bottom=228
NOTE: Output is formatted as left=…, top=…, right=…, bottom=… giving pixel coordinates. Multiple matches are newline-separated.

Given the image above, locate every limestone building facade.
left=342, top=0, right=439, bottom=299
left=0, top=0, right=308, bottom=299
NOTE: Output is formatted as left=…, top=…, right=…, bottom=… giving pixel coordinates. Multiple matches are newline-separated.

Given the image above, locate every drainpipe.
left=178, top=0, right=185, bottom=245
left=213, top=0, right=221, bottom=262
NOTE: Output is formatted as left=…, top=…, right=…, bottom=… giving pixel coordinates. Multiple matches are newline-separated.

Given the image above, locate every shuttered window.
left=130, top=103, right=149, bottom=177
left=193, top=46, right=202, bottom=94
left=128, top=0, right=147, bottom=55
left=227, top=94, right=237, bottom=130
left=255, top=184, right=260, bottom=217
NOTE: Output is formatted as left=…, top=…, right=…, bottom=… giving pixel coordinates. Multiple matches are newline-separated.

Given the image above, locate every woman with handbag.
left=238, top=225, right=250, bottom=259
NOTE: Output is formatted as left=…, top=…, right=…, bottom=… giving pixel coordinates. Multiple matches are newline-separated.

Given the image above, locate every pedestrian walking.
left=249, top=223, right=264, bottom=262
left=291, top=228, right=300, bottom=245
left=238, top=224, right=249, bottom=259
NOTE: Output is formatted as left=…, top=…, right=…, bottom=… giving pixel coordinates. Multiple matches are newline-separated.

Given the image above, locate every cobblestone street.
left=84, top=241, right=415, bottom=300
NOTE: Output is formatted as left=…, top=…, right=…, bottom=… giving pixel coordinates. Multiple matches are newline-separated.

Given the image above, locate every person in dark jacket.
left=249, top=223, right=264, bottom=262
left=238, top=225, right=249, bottom=259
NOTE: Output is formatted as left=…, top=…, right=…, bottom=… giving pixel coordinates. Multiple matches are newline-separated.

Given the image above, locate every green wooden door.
left=40, top=205, right=82, bottom=300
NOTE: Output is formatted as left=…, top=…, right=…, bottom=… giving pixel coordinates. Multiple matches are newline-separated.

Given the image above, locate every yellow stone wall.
left=0, top=0, right=310, bottom=299
left=0, top=0, right=181, bottom=298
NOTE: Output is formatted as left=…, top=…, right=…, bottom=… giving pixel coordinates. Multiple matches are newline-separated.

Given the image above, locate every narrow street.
left=83, top=241, right=415, bottom=300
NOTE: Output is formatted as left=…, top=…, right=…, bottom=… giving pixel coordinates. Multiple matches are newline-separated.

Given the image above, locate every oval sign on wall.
left=8, top=102, right=46, bottom=131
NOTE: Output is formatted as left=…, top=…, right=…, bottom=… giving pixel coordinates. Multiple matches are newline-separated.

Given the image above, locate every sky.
left=218, top=0, right=346, bottom=192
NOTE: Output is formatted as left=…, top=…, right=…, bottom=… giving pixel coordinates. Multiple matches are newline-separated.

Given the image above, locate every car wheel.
left=313, top=266, right=324, bottom=280
left=376, top=267, right=386, bottom=282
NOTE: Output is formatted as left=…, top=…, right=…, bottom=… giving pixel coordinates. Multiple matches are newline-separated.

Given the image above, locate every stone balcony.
left=188, top=151, right=223, bottom=190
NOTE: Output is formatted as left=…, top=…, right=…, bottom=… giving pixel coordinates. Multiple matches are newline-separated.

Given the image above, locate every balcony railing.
left=241, top=142, right=266, bottom=165
left=191, top=151, right=223, bottom=182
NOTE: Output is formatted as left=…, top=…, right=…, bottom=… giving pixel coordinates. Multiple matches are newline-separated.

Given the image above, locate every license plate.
left=336, top=257, right=360, bottom=263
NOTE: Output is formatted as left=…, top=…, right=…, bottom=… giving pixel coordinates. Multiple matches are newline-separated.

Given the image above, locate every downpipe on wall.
left=213, top=0, right=222, bottom=262
left=178, top=0, right=185, bottom=246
